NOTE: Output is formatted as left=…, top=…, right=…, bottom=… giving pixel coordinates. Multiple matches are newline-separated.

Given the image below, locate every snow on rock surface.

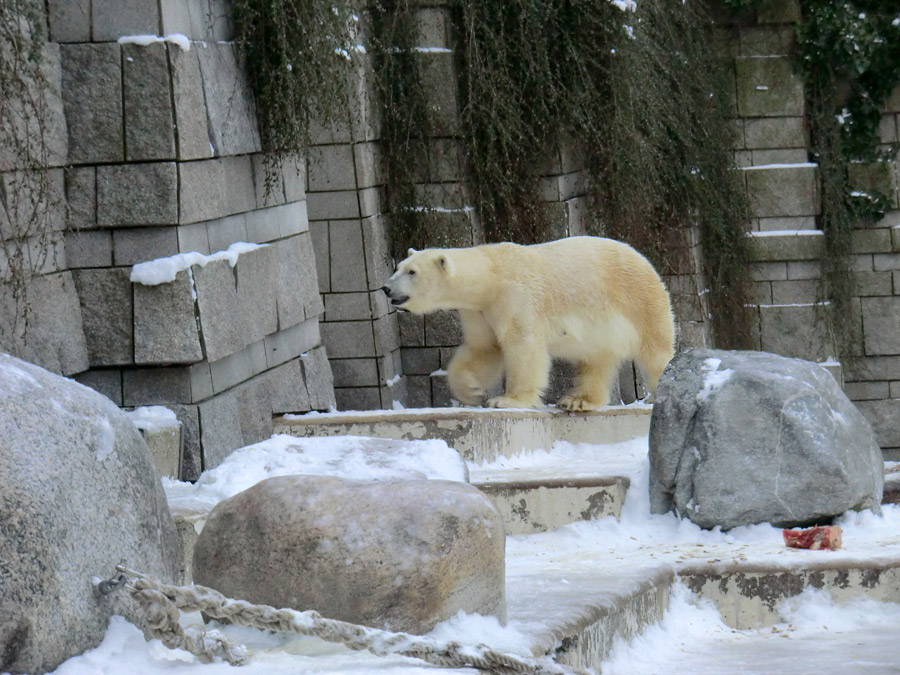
left=164, top=434, right=468, bottom=513
left=130, top=242, right=266, bottom=285
left=117, top=34, right=191, bottom=51
left=126, top=405, right=181, bottom=432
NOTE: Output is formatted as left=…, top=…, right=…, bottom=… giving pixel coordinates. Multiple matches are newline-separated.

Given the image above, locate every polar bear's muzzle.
left=381, top=285, right=410, bottom=308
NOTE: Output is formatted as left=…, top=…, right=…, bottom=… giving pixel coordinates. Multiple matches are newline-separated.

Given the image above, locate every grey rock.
left=0, top=272, right=89, bottom=377
left=301, top=346, right=336, bottom=410
left=0, top=169, right=66, bottom=241
left=123, top=43, right=177, bottom=161
left=61, top=43, right=123, bottom=164
left=168, top=404, right=202, bottom=481
left=64, top=166, right=97, bottom=228
left=133, top=269, right=203, bottom=365
left=0, top=354, right=177, bottom=674
left=193, top=475, right=504, bottom=634
left=123, top=367, right=192, bottom=406
left=265, top=357, right=312, bottom=414
left=113, top=227, right=179, bottom=266
left=196, top=43, right=261, bottom=156
left=179, top=159, right=227, bottom=224
left=73, top=368, right=124, bottom=406
left=48, top=0, right=90, bottom=42
left=98, top=163, right=178, bottom=227
left=649, top=349, right=884, bottom=530
left=170, top=48, right=214, bottom=161
left=73, top=268, right=134, bottom=367
left=91, top=0, right=160, bottom=41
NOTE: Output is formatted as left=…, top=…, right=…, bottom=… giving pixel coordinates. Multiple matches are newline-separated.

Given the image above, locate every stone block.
left=266, top=357, right=312, bottom=414
left=893, top=225, right=900, bottom=252
left=750, top=262, right=788, bottom=281
left=168, top=404, right=201, bottom=481
left=855, top=399, right=900, bottom=449
left=787, top=261, right=821, bottom=279
left=113, top=227, right=179, bottom=265
left=177, top=222, right=210, bottom=254
left=197, top=387, right=243, bottom=468
left=853, top=271, right=893, bottom=296
left=309, top=221, right=330, bottom=292
left=320, top=320, right=374, bottom=359
left=420, top=52, right=459, bottom=136
left=0, top=170, right=66, bottom=242
left=755, top=0, right=801, bottom=23
left=329, top=220, right=367, bottom=292
left=73, top=268, right=133, bottom=367
left=222, top=155, right=258, bottom=216
left=399, top=311, right=425, bottom=346
left=193, top=246, right=278, bottom=362
left=770, top=279, right=821, bottom=305
left=425, top=311, right=462, bottom=346
left=189, top=361, right=213, bottom=401
left=308, top=144, right=358, bottom=192
left=98, top=162, right=178, bottom=226
left=123, top=367, right=192, bottom=406
left=335, top=387, right=382, bottom=411
left=252, top=154, right=286, bottom=209
left=206, top=214, right=248, bottom=253
left=133, top=269, right=203, bottom=365
left=739, top=25, right=794, bottom=57
left=72, top=369, right=123, bottom=405
left=353, top=142, right=380, bottom=189
left=759, top=304, right=834, bottom=361
left=307, top=190, right=360, bottom=220
left=748, top=231, right=824, bottom=261
left=735, top=57, right=804, bottom=118
left=852, top=228, right=892, bottom=254
left=373, top=314, right=401, bottom=356
left=278, top=199, right=310, bottom=239
left=751, top=148, right=808, bottom=165
left=282, top=157, right=307, bottom=203
left=362, top=215, right=394, bottom=291
left=848, top=161, right=897, bottom=209
left=874, top=253, right=900, bottom=271
left=331, top=358, right=380, bottom=387
left=64, top=166, right=96, bottom=228
left=131, top=412, right=183, bottom=480
left=179, top=159, right=227, bottom=224
left=0, top=272, right=89, bottom=376
left=359, top=186, right=381, bottom=219
left=879, top=115, right=898, bottom=144
left=845, top=356, right=900, bottom=382
left=401, top=347, right=440, bottom=375
left=744, top=164, right=818, bottom=218
left=123, top=43, right=176, bottom=161
left=169, top=48, right=214, bottom=161
left=264, top=317, right=320, bottom=369
left=92, top=0, right=160, bottom=41
left=0, top=43, right=67, bottom=172
left=301, top=346, right=337, bottom=410
left=209, top=341, right=268, bottom=394
left=369, top=289, right=390, bottom=319
left=325, top=293, right=371, bottom=321
left=196, top=43, right=261, bottom=156
left=861, top=297, right=900, bottom=355
left=272, top=232, right=321, bottom=328
left=60, top=43, right=123, bottom=164
left=844, top=381, right=889, bottom=401
left=243, top=208, right=282, bottom=244
left=48, top=0, right=90, bottom=42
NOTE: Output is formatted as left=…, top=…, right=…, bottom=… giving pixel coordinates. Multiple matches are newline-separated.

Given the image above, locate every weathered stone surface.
left=73, top=368, right=124, bottom=406
left=133, top=269, right=203, bottom=365
left=126, top=406, right=183, bottom=479
left=861, top=297, right=900, bottom=356
left=97, top=163, right=178, bottom=226
left=264, top=318, right=320, bottom=369
left=748, top=230, right=824, bottom=262
left=0, top=354, right=177, bottom=674
left=113, top=227, right=179, bottom=266
left=60, top=43, right=123, bottom=164
left=48, top=0, right=90, bottom=42
left=0, top=169, right=66, bottom=241
left=196, top=43, right=261, bottom=156
left=320, top=320, right=375, bottom=358
left=266, top=357, right=312, bottom=414
left=329, top=219, right=368, bottom=292
left=73, top=268, right=134, bottom=367
left=193, top=475, right=504, bottom=633
left=744, top=165, right=819, bottom=218
left=169, top=48, right=214, bottom=161
left=179, top=159, right=227, bottom=224
left=275, top=232, right=323, bottom=326
left=91, top=0, right=159, bottom=41
left=759, top=304, right=835, bottom=361
left=198, top=377, right=273, bottom=468
left=735, top=56, right=804, bottom=118
left=64, top=166, right=96, bottom=228
left=302, top=345, right=337, bottom=410
left=649, top=349, right=884, bottom=530
left=123, top=367, right=193, bottom=405
left=0, top=272, right=89, bottom=377
left=123, top=43, right=176, bottom=161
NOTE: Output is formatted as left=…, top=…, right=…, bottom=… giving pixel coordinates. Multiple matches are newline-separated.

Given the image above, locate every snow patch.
left=697, top=357, right=733, bottom=402
left=117, top=34, right=191, bottom=51
left=126, top=406, right=181, bottom=432
left=130, top=242, right=266, bottom=285
left=94, top=416, right=116, bottom=462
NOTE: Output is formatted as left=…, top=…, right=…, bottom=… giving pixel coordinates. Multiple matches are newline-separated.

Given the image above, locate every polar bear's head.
left=382, top=248, right=454, bottom=314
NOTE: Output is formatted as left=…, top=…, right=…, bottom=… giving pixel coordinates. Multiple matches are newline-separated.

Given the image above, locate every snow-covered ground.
left=41, top=434, right=900, bottom=675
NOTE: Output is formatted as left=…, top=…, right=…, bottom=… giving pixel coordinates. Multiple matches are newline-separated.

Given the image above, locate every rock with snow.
left=192, top=475, right=506, bottom=634
left=649, top=349, right=883, bottom=530
left=0, top=353, right=178, bottom=674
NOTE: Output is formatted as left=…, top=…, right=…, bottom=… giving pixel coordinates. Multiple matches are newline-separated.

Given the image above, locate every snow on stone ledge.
left=130, top=242, right=266, bottom=285
left=126, top=406, right=181, bottom=432
left=117, top=34, right=191, bottom=52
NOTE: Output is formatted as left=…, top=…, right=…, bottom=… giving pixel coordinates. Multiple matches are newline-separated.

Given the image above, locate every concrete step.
left=275, top=404, right=652, bottom=464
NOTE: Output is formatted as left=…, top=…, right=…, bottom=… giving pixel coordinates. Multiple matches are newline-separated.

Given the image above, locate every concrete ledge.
left=276, top=404, right=653, bottom=463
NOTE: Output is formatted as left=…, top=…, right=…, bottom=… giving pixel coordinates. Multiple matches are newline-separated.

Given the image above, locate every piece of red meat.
left=783, top=525, right=842, bottom=550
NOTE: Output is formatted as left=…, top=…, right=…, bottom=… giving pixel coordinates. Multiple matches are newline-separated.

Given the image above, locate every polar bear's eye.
left=407, top=269, right=416, bottom=277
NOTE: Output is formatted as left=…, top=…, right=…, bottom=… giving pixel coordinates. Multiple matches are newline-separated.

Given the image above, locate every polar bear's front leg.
left=557, top=355, right=617, bottom=411
left=447, top=344, right=504, bottom=405
left=486, top=336, right=550, bottom=409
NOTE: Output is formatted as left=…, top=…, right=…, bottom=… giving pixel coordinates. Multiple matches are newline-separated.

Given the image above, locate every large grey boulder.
left=649, top=349, right=883, bottom=530
left=193, top=475, right=506, bottom=634
left=0, top=353, right=178, bottom=674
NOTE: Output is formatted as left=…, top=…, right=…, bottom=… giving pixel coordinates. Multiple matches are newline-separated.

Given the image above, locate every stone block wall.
left=2, top=0, right=334, bottom=478
left=723, top=2, right=900, bottom=458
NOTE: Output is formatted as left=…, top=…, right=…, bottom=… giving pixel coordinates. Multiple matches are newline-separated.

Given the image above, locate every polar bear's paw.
left=486, top=395, right=539, bottom=409
left=556, top=394, right=605, bottom=412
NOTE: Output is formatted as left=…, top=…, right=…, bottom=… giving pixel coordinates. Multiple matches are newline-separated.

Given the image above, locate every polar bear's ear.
left=407, top=248, right=417, bottom=257
left=435, top=254, right=452, bottom=276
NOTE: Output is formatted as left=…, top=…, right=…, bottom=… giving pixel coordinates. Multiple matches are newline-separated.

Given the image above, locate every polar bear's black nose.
left=381, top=285, right=392, bottom=296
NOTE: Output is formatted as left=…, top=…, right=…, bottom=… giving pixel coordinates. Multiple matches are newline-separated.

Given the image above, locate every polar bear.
left=382, top=236, right=675, bottom=410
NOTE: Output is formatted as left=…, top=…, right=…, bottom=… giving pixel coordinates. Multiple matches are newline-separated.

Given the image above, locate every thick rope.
left=115, top=567, right=586, bottom=674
